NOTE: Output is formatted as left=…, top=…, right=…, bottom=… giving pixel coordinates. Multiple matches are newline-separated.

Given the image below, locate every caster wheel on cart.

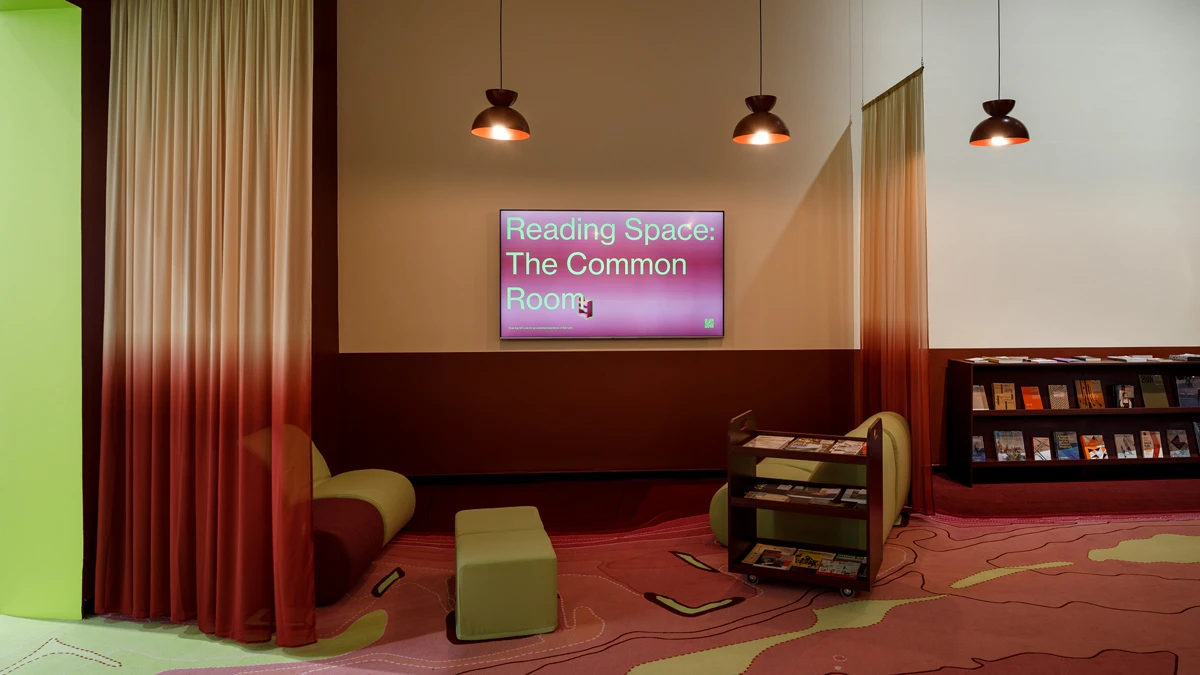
left=840, top=588, right=856, bottom=599
left=747, top=574, right=760, bottom=585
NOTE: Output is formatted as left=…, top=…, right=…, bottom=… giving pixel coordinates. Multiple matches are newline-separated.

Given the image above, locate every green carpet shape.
left=0, top=610, right=386, bottom=675
left=628, top=595, right=942, bottom=675
left=651, top=595, right=738, bottom=615
left=1090, top=533, right=1200, bottom=563
left=671, top=552, right=718, bottom=572
left=951, top=562, right=1073, bottom=588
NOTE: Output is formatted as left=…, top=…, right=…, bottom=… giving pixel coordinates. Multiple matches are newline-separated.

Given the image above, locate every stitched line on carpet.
left=892, top=567, right=1200, bottom=616
left=234, top=607, right=606, bottom=674
left=465, top=586, right=833, bottom=675
left=887, top=648, right=1180, bottom=675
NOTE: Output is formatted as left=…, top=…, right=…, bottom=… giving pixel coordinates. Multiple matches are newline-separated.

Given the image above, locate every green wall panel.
left=0, top=5, right=82, bottom=619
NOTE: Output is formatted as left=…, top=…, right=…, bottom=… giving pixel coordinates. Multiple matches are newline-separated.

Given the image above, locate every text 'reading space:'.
left=499, top=210, right=724, bottom=339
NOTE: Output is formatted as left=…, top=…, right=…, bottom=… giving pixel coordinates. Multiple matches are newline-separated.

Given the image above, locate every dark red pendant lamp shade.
left=969, top=99, right=1029, bottom=146
left=732, top=0, right=789, bottom=145
left=472, top=0, right=530, bottom=141
left=732, top=95, right=790, bottom=145
left=972, top=0, right=1029, bottom=147
left=471, top=88, right=530, bottom=141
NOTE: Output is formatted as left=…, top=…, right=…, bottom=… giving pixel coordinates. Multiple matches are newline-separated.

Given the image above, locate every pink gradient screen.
left=500, top=210, right=724, bottom=339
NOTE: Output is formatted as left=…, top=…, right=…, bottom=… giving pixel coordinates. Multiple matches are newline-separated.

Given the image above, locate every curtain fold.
left=95, top=0, right=316, bottom=646
left=860, top=68, right=934, bottom=514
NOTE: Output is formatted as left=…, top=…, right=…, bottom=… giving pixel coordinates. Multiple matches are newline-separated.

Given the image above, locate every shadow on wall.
left=737, top=125, right=855, bottom=349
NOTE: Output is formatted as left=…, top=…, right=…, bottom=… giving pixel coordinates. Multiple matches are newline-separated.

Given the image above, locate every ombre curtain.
left=95, top=0, right=316, bottom=646
left=860, top=68, right=934, bottom=514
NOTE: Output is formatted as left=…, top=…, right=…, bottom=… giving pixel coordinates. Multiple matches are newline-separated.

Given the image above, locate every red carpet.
left=407, top=475, right=726, bottom=534
left=934, top=472, right=1200, bottom=518
left=152, top=513, right=1200, bottom=674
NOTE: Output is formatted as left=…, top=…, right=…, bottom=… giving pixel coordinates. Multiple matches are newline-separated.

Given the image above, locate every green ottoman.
left=454, top=507, right=558, bottom=641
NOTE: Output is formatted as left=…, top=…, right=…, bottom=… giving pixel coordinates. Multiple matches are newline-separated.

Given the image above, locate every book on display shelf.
left=1032, top=436, right=1052, bottom=461
left=1166, top=430, right=1192, bottom=458
left=1074, top=356, right=1102, bottom=362
left=1021, top=386, right=1044, bottom=410
left=992, top=383, right=1017, bottom=410
left=972, top=385, right=989, bottom=410
left=1175, top=376, right=1199, bottom=407
left=840, top=488, right=867, bottom=505
left=1139, top=375, right=1169, bottom=408
left=787, top=486, right=843, bottom=504
left=971, top=436, right=987, bottom=462
left=1048, top=384, right=1071, bottom=409
left=818, top=554, right=867, bottom=579
left=1053, top=357, right=1082, bottom=363
left=994, top=431, right=1027, bottom=462
left=1054, top=431, right=1081, bottom=460
left=829, top=440, right=866, bottom=455
left=1075, top=380, right=1106, bottom=408
left=1029, top=358, right=1058, bottom=364
left=792, top=549, right=834, bottom=571
left=1140, top=431, right=1164, bottom=459
left=1170, top=354, right=1200, bottom=362
left=1114, top=433, right=1139, bottom=459
left=742, top=544, right=797, bottom=570
left=1081, top=434, right=1108, bottom=460
left=1109, top=355, right=1153, bottom=362
left=1114, top=384, right=1136, bottom=409
left=743, top=434, right=794, bottom=449
left=744, top=491, right=789, bottom=502
left=984, top=356, right=1029, bottom=363
left=787, top=437, right=836, bottom=453
left=1195, top=422, right=1200, bottom=449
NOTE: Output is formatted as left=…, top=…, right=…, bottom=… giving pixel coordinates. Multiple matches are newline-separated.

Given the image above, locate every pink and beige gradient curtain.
left=860, top=68, right=934, bottom=514
left=95, top=0, right=316, bottom=646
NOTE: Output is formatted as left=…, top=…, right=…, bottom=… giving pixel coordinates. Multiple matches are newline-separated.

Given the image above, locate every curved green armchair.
left=709, top=412, right=911, bottom=550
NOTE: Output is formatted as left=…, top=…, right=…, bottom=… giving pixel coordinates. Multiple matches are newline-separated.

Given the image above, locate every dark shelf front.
left=727, top=411, right=883, bottom=594
left=730, top=539, right=871, bottom=590
left=967, top=360, right=1198, bottom=368
left=730, top=496, right=867, bottom=520
left=973, top=456, right=1200, bottom=468
left=946, top=358, right=1200, bottom=486
left=974, top=407, right=1200, bottom=417
left=730, top=446, right=867, bottom=465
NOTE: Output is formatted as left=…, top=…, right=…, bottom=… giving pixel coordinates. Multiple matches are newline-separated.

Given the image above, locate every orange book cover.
left=1021, top=386, right=1044, bottom=410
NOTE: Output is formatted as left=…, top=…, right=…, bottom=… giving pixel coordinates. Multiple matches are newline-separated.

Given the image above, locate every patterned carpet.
left=2, top=513, right=1199, bottom=674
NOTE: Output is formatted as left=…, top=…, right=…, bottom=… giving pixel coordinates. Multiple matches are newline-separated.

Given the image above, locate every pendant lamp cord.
left=920, top=0, right=924, bottom=67
left=758, top=0, right=763, bottom=95
left=860, top=0, right=864, bottom=107
left=499, top=0, right=504, bottom=89
left=996, top=0, right=1001, bottom=99
left=848, top=0, right=852, bottom=122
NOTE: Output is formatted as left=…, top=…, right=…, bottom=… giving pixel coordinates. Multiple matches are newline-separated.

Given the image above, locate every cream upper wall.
left=863, top=0, right=1200, bottom=349
left=338, top=0, right=858, bottom=353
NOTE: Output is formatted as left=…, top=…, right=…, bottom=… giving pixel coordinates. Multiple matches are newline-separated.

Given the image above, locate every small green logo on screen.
left=703, top=318, right=715, bottom=329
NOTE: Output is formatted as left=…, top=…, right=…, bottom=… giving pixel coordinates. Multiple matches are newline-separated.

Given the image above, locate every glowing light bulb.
left=491, top=125, right=513, bottom=140
left=750, top=131, right=771, bottom=145
left=989, top=136, right=1011, bottom=146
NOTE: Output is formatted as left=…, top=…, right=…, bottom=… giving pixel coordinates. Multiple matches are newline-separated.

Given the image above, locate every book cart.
left=947, top=359, right=1200, bottom=486
left=726, top=411, right=884, bottom=598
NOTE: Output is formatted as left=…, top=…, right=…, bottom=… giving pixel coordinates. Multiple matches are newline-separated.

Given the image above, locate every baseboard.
left=408, top=469, right=727, bottom=486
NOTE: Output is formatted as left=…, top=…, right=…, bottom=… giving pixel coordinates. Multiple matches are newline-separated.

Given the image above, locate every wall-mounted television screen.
left=500, top=209, right=724, bottom=339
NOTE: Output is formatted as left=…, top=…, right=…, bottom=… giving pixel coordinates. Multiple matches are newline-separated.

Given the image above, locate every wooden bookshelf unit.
left=947, top=359, right=1200, bottom=486
left=726, top=411, right=884, bottom=598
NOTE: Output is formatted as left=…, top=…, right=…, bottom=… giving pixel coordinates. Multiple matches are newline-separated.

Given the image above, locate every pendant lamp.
left=472, top=0, right=530, bottom=141
left=970, top=0, right=1029, bottom=146
left=732, top=0, right=789, bottom=145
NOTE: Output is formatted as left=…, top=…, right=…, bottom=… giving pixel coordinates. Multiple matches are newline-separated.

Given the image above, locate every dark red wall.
left=335, top=349, right=858, bottom=476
